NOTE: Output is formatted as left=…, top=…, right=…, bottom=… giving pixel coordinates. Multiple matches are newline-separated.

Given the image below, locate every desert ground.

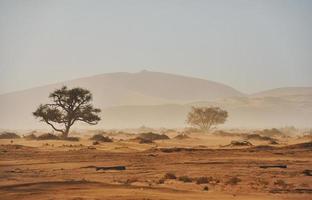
left=0, top=130, right=311, bottom=200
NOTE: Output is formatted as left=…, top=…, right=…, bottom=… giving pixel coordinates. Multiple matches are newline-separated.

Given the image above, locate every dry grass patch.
left=178, top=176, right=192, bottom=183
left=226, top=176, right=241, bottom=185
left=0, top=132, right=20, bottom=139
left=37, top=133, right=59, bottom=140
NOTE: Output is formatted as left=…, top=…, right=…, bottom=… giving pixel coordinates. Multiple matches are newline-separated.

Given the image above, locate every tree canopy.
left=186, top=106, right=228, bottom=132
left=33, top=86, right=101, bottom=138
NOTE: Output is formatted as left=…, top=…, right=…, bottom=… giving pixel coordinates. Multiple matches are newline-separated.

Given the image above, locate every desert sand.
left=0, top=131, right=311, bottom=200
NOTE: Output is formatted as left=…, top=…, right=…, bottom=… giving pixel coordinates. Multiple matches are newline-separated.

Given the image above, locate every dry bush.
left=61, top=144, right=83, bottom=148
left=89, top=134, right=113, bottom=142
left=64, top=137, right=80, bottom=141
left=203, top=186, right=209, bottom=191
left=196, top=176, right=210, bottom=184
left=137, top=132, right=169, bottom=141
left=196, top=176, right=219, bottom=185
left=163, top=172, right=176, bottom=180
left=303, top=169, right=312, bottom=176
left=157, top=178, right=165, bottom=184
left=178, top=176, right=192, bottom=183
left=228, top=140, right=253, bottom=147
left=0, top=132, right=20, bottom=139
left=158, top=172, right=177, bottom=184
left=37, top=133, right=59, bottom=140
left=226, top=177, right=241, bottom=185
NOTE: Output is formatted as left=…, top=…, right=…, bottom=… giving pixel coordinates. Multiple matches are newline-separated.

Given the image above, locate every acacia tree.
left=33, top=86, right=101, bottom=138
left=186, top=106, right=228, bottom=132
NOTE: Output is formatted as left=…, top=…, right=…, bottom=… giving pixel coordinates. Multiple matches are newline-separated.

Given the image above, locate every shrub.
left=157, top=178, right=165, bottom=184
left=178, top=176, right=192, bottom=183
left=37, top=133, right=59, bottom=140
left=226, top=177, right=241, bottom=185
left=303, top=169, right=312, bottom=176
left=196, top=176, right=210, bottom=184
left=137, top=132, right=169, bottom=141
left=164, top=172, right=176, bottom=180
left=0, top=132, right=20, bottom=139
left=203, top=186, right=209, bottom=191
left=230, top=140, right=253, bottom=146
left=89, top=134, right=113, bottom=142
left=269, top=140, right=279, bottom=145
left=64, top=137, right=80, bottom=141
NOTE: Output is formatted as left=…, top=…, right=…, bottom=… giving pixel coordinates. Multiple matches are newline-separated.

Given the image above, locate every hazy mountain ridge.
left=251, top=87, right=312, bottom=97
left=0, top=71, right=311, bottom=129
left=100, top=95, right=312, bottom=128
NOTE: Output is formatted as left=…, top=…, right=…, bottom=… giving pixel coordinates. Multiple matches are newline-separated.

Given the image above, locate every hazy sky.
left=0, top=0, right=311, bottom=94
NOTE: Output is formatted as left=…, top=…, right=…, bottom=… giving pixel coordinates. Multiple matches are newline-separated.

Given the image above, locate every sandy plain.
left=0, top=132, right=311, bottom=200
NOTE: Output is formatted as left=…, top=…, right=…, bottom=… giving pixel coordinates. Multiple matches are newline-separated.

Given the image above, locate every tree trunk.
left=62, top=126, right=70, bottom=138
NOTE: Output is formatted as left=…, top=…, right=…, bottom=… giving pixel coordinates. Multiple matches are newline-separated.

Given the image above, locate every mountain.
left=0, top=70, right=243, bottom=129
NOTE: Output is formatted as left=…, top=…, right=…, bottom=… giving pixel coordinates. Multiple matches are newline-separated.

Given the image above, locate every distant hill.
left=0, top=71, right=311, bottom=129
left=251, top=87, right=312, bottom=97
left=0, top=70, right=243, bottom=129
left=100, top=95, right=312, bottom=129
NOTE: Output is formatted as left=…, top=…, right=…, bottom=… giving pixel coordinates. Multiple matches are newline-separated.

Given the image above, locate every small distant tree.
left=186, top=106, right=228, bottom=132
left=33, top=86, right=101, bottom=138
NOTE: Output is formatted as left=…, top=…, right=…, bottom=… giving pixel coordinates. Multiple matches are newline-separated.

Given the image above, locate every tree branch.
left=44, top=119, right=64, bottom=134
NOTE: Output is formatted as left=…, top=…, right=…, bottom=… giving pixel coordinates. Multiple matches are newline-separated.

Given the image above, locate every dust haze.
left=1, top=70, right=311, bottom=130
left=1, top=1, right=312, bottom=200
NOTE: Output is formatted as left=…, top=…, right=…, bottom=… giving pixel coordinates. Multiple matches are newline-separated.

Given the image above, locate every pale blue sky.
left=0, top=0, right=311, bottom=94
